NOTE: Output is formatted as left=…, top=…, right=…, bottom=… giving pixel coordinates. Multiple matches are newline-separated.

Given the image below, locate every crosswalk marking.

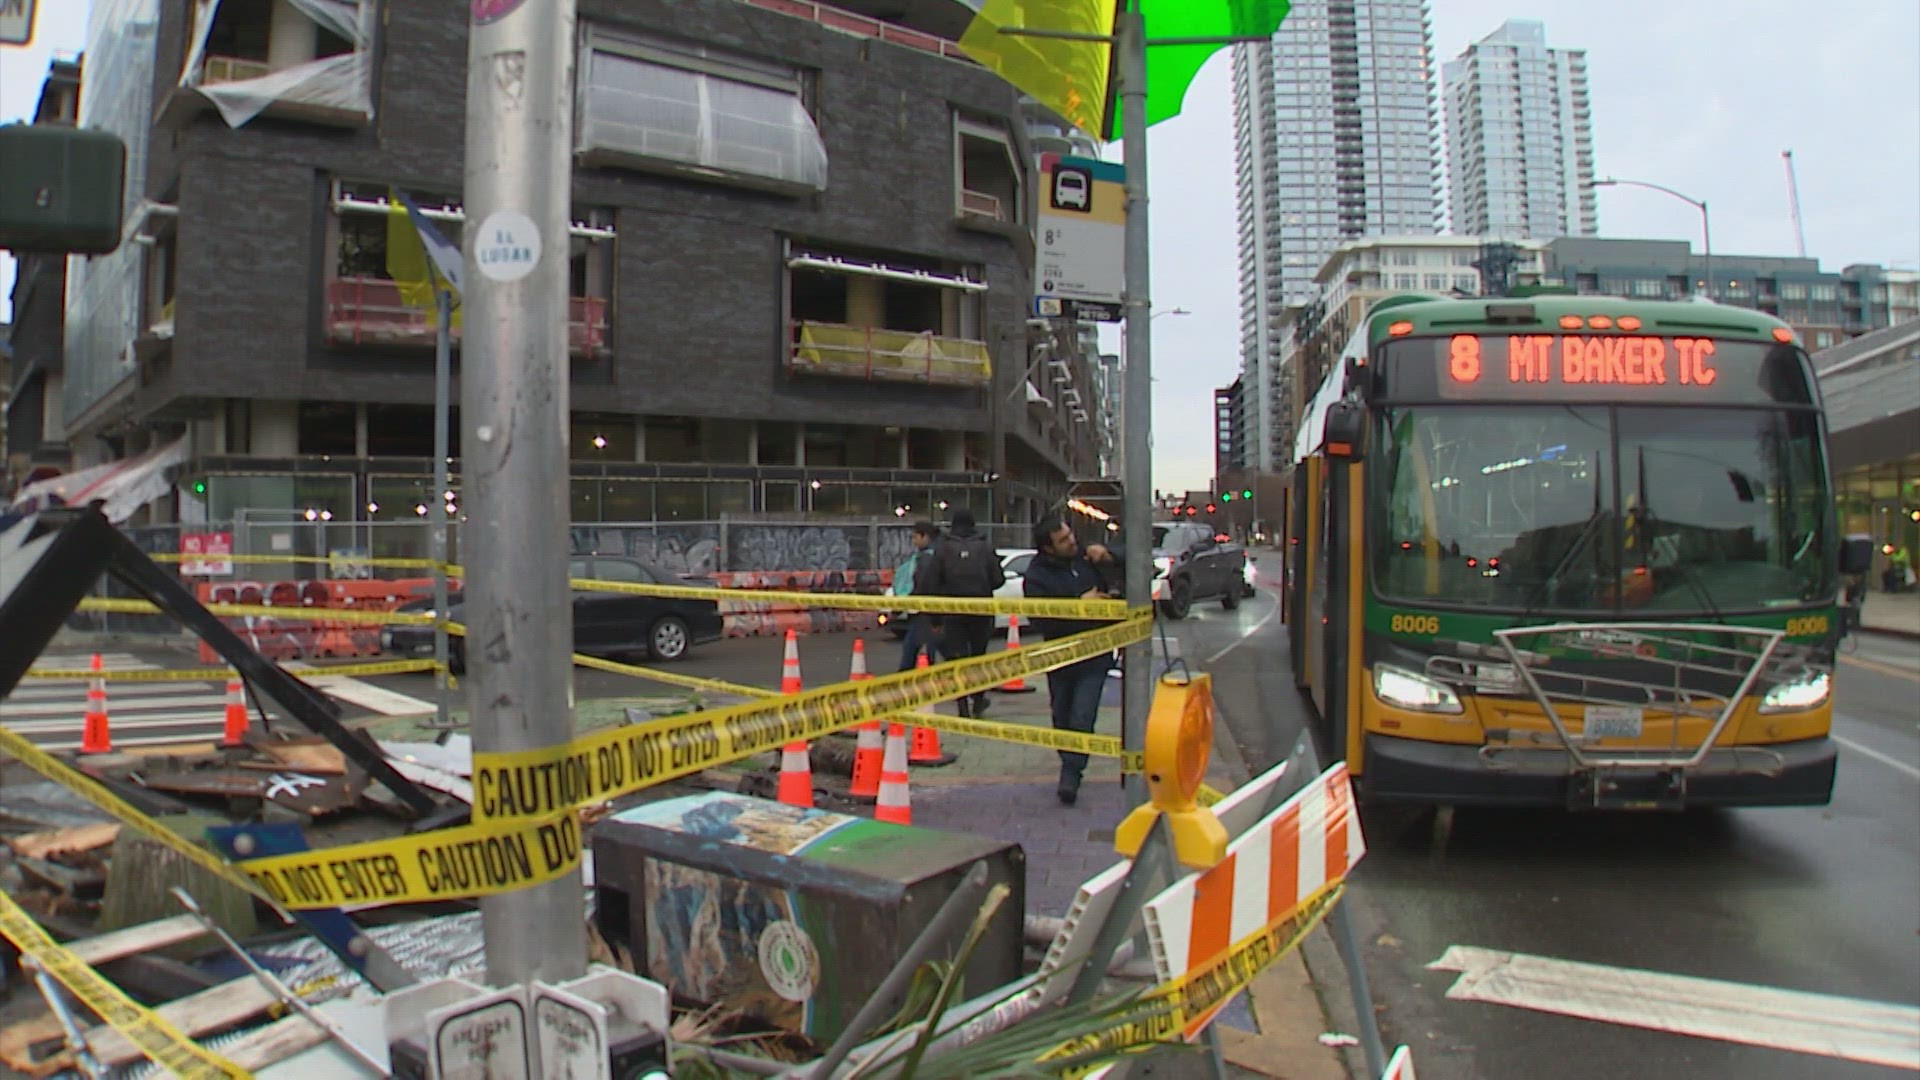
left=1, top=653, right=234, bottom=751
left=1429, top=945, right=1920, bottom=1070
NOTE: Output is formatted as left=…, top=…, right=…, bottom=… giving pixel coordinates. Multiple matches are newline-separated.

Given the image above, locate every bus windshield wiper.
left=1518, top=462, right=1608, bottom=619
left=1633, top=448, right=1725, bottom=625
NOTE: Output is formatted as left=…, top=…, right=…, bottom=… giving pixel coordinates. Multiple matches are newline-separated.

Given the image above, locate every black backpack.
left=939, top=535, right=1001, bottom=598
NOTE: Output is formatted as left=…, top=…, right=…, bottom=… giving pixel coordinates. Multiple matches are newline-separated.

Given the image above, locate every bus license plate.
left=1585, top=705, right=1643, bottom=739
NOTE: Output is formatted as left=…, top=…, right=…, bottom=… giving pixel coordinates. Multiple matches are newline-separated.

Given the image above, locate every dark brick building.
left=53, top=0, right=1094, bottom=530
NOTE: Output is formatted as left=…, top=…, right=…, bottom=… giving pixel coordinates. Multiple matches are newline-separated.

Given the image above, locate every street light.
left=1594, top=177, right=1712, bottom=298
left=1152, top=307, right=1192, bottom=321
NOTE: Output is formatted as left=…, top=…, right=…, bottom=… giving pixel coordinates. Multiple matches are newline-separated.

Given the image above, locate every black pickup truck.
left=1151, top=520, right=1251, bottom=619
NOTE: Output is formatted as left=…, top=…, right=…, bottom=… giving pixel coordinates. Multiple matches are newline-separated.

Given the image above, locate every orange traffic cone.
left=780, top=629, right=804, bottom=694
left=777, top=742, right=814, bottom=808
left=910, top=654, right=957, bottom=767
left=997, top=615, right=1037, bottom=693
left=848, top=641, right=884, bottom=800
left=775, top=629, right=813, bottom=806
left=79, top=653, right=111, bottom=755
left=875, top=723, right=912, bottom=825
left=220, top=672, right=250, bottom=748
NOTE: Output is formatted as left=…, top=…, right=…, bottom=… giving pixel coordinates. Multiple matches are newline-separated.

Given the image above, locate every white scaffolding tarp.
left=181, top=0, right=373, bottom=128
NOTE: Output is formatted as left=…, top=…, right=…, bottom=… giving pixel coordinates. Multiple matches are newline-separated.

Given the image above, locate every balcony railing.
left=788, top=321, right=991, bottom=387
left=202, top=55, right=273, bottom=86
left=328, top=277, right=609, bottom=356
left=960, top=189, right=1008, bottom=222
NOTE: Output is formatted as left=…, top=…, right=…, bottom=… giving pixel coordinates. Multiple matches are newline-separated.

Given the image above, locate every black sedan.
left=379, top=555, right=726, bottom=671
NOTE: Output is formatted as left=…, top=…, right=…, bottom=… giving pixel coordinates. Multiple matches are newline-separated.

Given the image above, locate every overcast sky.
left=5, top=1, right=1918, bottom=494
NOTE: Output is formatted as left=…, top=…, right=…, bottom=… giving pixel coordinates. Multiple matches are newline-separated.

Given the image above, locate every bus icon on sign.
left=1052, top=168, right=1091, bottom=211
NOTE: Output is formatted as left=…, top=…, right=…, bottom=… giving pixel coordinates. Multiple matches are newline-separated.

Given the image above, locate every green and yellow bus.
left=1285, top=294, right=1873, bottom=810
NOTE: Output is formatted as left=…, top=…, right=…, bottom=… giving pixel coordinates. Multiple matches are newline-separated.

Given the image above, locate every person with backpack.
left=892, top=521, right=941, bottom=670
left=914, top=508, right=1000, bottom=717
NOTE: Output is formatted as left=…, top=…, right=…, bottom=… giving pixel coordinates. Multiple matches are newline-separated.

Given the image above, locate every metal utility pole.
left=1116, top=7, right=1154, bottom=806
left=462, top=0, right=587, bottom=985
left=431, top=287, right=453, bottom=734
left=1595, top=176, right=1712, bottom=299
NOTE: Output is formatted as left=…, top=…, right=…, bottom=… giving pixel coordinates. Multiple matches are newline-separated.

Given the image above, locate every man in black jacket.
left=1022, top=516, right=1123, bottom=805
left=914, top=508, right=1000, bottom=718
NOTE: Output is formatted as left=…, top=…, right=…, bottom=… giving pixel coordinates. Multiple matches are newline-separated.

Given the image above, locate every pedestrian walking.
left=914, top=508, right=1000, bottom=717
left=1022, top=516, right=1122, bottom=805
left=893, top=521, right=941, bottom=671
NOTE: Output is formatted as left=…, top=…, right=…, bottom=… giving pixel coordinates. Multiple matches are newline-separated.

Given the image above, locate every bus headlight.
left=1372, top=664, right=1463, bottom=714
left=1759, top=671, right=1830, bottom=714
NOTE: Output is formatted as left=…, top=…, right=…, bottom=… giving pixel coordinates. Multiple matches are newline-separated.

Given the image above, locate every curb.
left=1860, top=623, right=1920, bottom=642
left=1207, top=689, right=1353, bottom=1080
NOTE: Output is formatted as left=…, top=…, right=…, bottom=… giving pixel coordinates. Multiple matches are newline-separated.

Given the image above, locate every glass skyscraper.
left=1442, top=19, right=1597, bottom=239
left=1232, top=0, right=1443, bottom=470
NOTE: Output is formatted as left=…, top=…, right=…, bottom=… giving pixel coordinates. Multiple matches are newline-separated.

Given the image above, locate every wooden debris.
left=5, top=822, right=121, bottom=860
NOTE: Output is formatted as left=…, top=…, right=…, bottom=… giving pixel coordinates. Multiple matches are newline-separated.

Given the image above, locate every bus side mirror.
left=1839, top=534, right=1875, bottom=576
left=1323, top=401, right=1366, bottom=461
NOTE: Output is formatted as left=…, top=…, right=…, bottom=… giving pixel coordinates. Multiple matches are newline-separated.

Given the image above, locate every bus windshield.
left=1369, top=405, right=1834, bottom=614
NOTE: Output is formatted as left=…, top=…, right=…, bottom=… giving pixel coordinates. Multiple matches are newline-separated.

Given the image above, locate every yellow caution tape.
left=238, top=811, right=584, bottom=910
left=563, top=575, right=1134, bottom=621
left=1043, top=884, right=1342, bottom=1073
left=0, top=876, right=252, bottom=1078
left=21, top=658, right=440, bottom=682
left=572, top=650, right=1244, bottom=787
left=473, top=617, right=1151, bottom=823
left=0, top=726, right=280, bottom=907
left=75, top=596, right=435, bottom=625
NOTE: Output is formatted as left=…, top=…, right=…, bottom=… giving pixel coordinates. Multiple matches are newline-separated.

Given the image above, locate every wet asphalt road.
left=1199, top=584, right=1920, bottom=1080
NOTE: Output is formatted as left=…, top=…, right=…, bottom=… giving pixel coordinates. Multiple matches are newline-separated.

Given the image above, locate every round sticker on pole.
left=474, top=209, right=542, bottom=283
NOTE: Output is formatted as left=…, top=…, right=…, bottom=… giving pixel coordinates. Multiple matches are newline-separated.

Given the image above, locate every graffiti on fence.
left=571, top=524, right=722, bottom=576
left=730, top=525, right=861, bottom=573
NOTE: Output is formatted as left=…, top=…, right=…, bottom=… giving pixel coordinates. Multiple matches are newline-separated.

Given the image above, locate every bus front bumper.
left=1360, top=733, right=1838, bottom=809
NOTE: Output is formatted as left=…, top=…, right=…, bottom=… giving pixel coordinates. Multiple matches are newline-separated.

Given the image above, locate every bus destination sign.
left=1386, top=334, right=1814, bottom=406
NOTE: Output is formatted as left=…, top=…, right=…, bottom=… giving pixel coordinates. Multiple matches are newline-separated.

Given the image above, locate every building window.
left=1809, top=283, right=1837, bottom=302
left=576, top=25, right=827, bottom=194
left=326, top=181, right=613, bottom=359
left=786, top=244, right=991, bottom=387
left=956, top=117, right=1021, bottom=225
left=1631, top=279, right=1663, bottom=298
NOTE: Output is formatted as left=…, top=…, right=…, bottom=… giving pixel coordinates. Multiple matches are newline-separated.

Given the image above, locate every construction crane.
left=1782, top=150, right=1807, bottom=257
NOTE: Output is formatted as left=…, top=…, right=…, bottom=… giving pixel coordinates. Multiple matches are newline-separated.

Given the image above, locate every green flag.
left=1118, top=0, right=1292, bottom=139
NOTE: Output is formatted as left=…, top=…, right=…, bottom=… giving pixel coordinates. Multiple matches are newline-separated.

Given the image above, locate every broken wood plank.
left=260, top=740, right=350, bottom=776
left=222, top=1014, right=336, bottom=1071
left=83, top=975, right=281, bottom=1067
left=0, top=1014, right=71, bottom=1078
left=6, top=823, right=122, bottom=860
left=66, top=914, right=212, bottom=966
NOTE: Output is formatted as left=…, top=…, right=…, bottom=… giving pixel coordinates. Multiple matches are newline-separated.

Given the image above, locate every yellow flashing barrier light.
left=1114, top=673, right=1228, bottom=870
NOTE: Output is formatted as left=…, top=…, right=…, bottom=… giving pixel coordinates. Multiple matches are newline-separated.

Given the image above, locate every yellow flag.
left=386, top=196, right=462, bottom=327
left=960, top=0, right=1114, bottom=137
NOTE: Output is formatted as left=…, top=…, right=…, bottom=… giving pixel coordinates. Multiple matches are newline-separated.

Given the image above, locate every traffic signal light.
left=1241, top=488, right=1253, bottom=500
left=1205, top=502, right=1218, bottom=514
left=192, top=479, right=207, bottom=494
left=1184, top=505, right=1198, bottom=517
left=1222, top=491, right=1235, bottom=502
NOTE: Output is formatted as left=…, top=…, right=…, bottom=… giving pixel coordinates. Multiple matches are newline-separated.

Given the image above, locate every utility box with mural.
left=591, top=791, right=1026, bottom=1045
